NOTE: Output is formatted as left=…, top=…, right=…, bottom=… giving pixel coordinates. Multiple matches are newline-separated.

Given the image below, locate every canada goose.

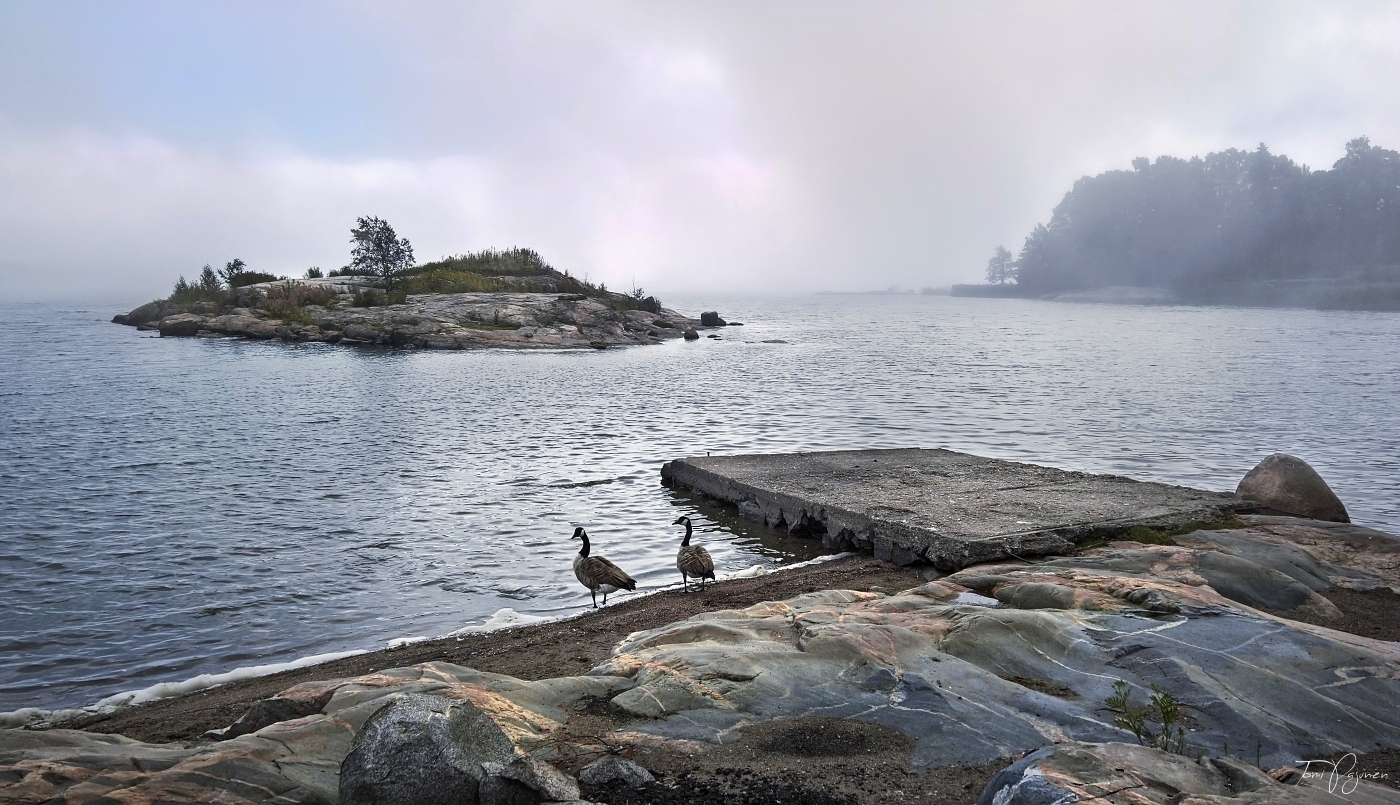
left=673, top=516, right=715, bottom=591
left=570, top=527, right=636, bottom=607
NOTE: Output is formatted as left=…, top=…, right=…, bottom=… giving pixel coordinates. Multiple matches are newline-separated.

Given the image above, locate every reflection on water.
left=1, top=295, right=1396, bottom=710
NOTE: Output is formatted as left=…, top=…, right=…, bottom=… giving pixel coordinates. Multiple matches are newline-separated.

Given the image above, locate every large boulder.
left=1238, top=453, right=1350, bottom=522
left=339, top=693, right=517, bottom=805
left=699, top=311, right=727, bottom=326
left=112, top=300, right=166, bottom=326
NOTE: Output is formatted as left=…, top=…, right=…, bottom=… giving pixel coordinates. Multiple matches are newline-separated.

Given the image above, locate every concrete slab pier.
left=660, top=448, right=1245, bottom=569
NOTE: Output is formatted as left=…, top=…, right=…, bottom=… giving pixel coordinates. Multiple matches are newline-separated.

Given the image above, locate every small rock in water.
left=1237, top=452, right=1349, bottom=522
left=707, top=334, right=721, bottom=339
left=683, top=328, right=700, bottom=340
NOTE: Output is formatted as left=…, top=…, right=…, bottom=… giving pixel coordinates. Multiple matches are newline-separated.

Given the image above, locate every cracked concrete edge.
left=661, top=453, right=1245, bottom=570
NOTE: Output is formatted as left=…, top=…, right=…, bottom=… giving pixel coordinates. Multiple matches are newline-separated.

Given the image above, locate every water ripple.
left=1, top=296, right=1397, bottom=710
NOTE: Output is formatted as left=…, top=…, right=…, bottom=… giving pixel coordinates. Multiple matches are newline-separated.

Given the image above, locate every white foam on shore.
left=96, top=649, right=370, bottom=709
left=4, top=551, right=863, bottom=728
left=723, top=564, right=769, bottom=579
left=447, top=607, right=551, bottom=636
left=386, top=636, right=430, bottom=649
left=0, top=648, right=367, bottom=729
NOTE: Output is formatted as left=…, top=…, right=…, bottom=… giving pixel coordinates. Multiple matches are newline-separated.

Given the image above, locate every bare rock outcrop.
left=4, top=517, right=1399, bottom=803
left=1, top=663, right=627, bottom=804
left=116, top=284, right=709, bottom=351
left=592, top=519, right=1400, bottom=770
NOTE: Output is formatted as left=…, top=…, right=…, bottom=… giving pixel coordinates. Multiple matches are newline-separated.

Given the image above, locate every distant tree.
left=218, top=258, right=248, bottom=288
left=985, top=246, right=1017, bottom=284
left=198, top=264, right=221, bottom=292
left=305, top=267, right=324, bottom=278
left=1010, top=137, right=1400, bottom=298
left=349, top=216, right=415, bottom=290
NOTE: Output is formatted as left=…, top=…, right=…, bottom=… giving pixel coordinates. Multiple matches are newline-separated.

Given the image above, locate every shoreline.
left=112, top=280, right=718, bottom=350
left=53, top=555, right=926, bottom=744
left=6, top=515, right=1400, bottom=804
left=0, top=555, right=843, bottom=728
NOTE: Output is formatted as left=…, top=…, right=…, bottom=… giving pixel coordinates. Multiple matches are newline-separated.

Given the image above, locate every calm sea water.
left=1, top=295, right=1397, bottom=712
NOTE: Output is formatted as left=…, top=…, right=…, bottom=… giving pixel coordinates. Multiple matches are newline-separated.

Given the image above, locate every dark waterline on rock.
left=1, top=295, right=1397, bottom=711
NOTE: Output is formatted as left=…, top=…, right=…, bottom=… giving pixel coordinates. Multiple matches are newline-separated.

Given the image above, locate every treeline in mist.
left=1006, top=137, right=1400, bottom=306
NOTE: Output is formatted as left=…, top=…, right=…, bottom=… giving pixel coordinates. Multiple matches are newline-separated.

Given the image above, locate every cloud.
left=0, top=127, right=794, bottom=301
left=2, top=1, right=1399, bottom=301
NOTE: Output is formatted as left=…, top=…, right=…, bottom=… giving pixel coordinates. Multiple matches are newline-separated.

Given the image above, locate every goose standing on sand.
left=673, top=516, right=716, bottom=591
left=571, top=527, right=636, bottom=607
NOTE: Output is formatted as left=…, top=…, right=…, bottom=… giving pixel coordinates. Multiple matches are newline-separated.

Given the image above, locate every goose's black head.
left=571, top=527, right=587, bottom=540
left=673, top=516, right=693, bottom=543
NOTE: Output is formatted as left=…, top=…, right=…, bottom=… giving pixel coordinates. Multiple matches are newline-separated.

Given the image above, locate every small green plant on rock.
left=170, top=265, right=229, bottom=307
left=261, top=283, right=336, bottom=324
left=1104, top=679, right=1188, bottom=754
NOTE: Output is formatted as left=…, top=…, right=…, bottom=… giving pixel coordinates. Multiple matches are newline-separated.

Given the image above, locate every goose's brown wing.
left=678, top=545, right=715, bottom=578
left=581, top=555, right=636, bottom=590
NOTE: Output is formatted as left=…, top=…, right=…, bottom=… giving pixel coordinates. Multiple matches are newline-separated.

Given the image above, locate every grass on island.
left=151, top=246, right=664, bottom=324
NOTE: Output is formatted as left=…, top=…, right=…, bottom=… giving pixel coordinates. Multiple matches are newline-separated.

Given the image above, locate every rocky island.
left=3, top=453, right=1398, bottom=804
left=113, top=248, right=711, bottom=350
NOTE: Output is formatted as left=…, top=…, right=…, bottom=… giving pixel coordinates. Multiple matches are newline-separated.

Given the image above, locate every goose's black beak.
left=672, top=517, right=686, bottom=525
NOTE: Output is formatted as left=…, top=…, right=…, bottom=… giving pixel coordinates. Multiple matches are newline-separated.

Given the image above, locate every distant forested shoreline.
left=981, top=138, right=1400, bottom=310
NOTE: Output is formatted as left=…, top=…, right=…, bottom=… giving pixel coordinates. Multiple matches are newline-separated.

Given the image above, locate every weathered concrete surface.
left=661, top=448, right=1244, bottom=569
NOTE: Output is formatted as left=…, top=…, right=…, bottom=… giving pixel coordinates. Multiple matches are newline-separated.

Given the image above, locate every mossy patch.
left=1078, top=515, right=1247, bottom=551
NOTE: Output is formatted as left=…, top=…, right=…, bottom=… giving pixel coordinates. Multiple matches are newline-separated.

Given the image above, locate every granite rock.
left=1238, top=453, right=1350, bottom=522
left=339, top=693, right=501, bottom=805
left=592, top=524, right=1400, bottom=770
left=121, top=290, right=703, bottom=351
left=5, top=519, right=1399, bottom=804
left=2, top=663, right=629, bottom=805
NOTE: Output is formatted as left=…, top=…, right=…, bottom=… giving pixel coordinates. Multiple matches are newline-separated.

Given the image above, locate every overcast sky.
left=2, top=1, right=1398, bottom=302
